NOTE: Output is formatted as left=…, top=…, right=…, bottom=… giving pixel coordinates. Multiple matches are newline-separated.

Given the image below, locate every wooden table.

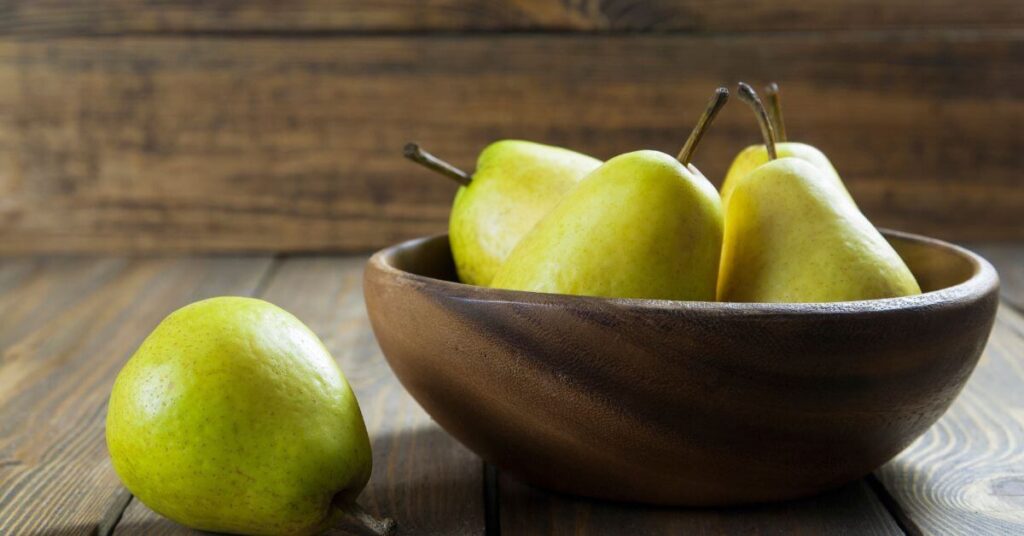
left=1, top=246, right=1021, bottom=535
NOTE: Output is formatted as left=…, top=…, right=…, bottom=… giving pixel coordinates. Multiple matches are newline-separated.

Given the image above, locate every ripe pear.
left=491, top=89, right=729, bottom=301
left=721, top=143, right=846, bottom=205
left=405, top=141, right=601, bottom=286
left=720, top=83, right=853, bottom=206
left=718, top=158, right=920, bottom=302
left=717, top=84, right=919, bottom=303
left=106, top=297, right=387, bottom=536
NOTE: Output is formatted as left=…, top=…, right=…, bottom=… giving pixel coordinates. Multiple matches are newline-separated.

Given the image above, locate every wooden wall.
left=0, top=1, right=1022, bottom=253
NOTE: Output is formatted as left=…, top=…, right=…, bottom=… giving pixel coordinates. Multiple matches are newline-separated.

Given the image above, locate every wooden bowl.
left=363, top=230, right=999, bottom=505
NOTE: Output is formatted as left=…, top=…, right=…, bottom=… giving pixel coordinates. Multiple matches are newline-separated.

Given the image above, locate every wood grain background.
left=0, top=1, right=1022, bottom=253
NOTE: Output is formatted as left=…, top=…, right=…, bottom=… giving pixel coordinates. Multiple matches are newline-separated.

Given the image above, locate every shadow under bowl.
left=363, top=230, right=999, bottom=506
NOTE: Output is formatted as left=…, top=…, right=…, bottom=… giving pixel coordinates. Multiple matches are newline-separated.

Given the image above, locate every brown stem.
left=676, top=87, right=730, bottom=165
left=403, top=142, right=472, bottom=186
left=736, top=82, right=777, bottom=160
left=331, top=501, right=397, bottom=536
left=764, top=82, right=787, bottom=142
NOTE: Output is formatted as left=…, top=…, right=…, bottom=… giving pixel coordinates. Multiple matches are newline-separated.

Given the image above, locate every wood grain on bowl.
left=364, top=232, right=1000, bottom=506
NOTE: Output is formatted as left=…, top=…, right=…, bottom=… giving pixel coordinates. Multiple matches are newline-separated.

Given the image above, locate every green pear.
left=405, top=141, right=601, bottom=286
left=717, top=84, right=919, bottom=303
left=491, top=89, right=729, bottom=301
left=106, top=297, right=385, bottom=536
left=719, top=83, right=853, bottom=206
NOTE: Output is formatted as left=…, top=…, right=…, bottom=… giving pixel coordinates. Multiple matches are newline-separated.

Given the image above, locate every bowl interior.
left=382, top=231, right=981, bottom=297
left=890, top=234, right=977, bottom=292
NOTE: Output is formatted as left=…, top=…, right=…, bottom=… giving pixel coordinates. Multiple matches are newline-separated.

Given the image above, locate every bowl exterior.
left=364, top=234, right=999, bottom=505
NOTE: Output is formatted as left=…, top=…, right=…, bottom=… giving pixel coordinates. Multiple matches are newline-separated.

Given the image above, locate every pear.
left=720, top=83, right=853, bottom=206
left=106, top=297, right=392, bottom=536
left=717, top=85, right=920, bottom=303
left=405, top=141, right=601, bottom=286
left=491, top=89, right=729, bottom=301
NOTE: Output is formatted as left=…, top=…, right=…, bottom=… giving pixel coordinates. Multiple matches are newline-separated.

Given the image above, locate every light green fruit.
left=717, top=158, right=920, bottom=303
left=491, top=150, right=723, bottom=301
left=449, top=140, right=601, bottom=286
left=720, top=142, right=852, bottom=206
left=106, top=297, right=372, bottom=536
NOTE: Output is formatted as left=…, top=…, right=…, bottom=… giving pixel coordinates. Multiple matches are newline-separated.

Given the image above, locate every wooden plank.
left=0, top=257, right=128, bottom=347
left=115, top=256, right=486, bottom=534
left=0, top=258, right=37, bottom=295
left=501, top=475, right=901, bottom=534
left=1, top=0, right=1023, bottom=34
left=0, top=32, right=1021, bottom=254
left=970, top=244, right=1024, bottom=311
left=0, top=256, right=274, bottom=534
left=876, top=304, right=1024, bottom=534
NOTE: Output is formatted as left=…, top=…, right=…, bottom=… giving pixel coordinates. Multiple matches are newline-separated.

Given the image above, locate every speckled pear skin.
left=364, top=233, right=999, bottom=505
left=720, top=142, right=852, bottom=206
left=491, top=150, right=723, bottom=301
left=106, top=297, right=371, bottom=536
left=718, top=158, right=920, bottom=303
left=449, top=140, right=601, bottom=287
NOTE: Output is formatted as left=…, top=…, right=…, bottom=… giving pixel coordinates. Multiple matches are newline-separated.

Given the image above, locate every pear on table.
left=717, top=83, right=920, bottom=303
left=106, top=297, right=392, bottom=536
left=404, top=140, right=600, bottom=287
left=720, top=82, right=854, bottom=206
left=491, top=89, right=729, bottom=301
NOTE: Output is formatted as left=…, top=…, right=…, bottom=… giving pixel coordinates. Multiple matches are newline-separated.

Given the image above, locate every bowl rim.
left=367, top=229, right=1000, bottom=315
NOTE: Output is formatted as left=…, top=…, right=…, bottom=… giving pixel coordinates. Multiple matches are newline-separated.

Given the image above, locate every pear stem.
left=331, top=501, right=397, bottom=536
left=765, top=82, right=788, bottom=142
left=676, top=87, right=730, bottom=165
left=403, top=142, right=472, bottom=186
left=736, top=82, right=778, bottom=160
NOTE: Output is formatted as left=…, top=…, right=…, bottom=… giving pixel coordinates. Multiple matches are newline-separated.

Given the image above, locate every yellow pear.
left=717, top=84, right=920, bottom=303
left=107, top=297, right=392, bottom=535
left=491, top=89, right=729, bottom=301
left=405, top=141, right=600, bottom=286
left=720, top=83, right=853, bottom=206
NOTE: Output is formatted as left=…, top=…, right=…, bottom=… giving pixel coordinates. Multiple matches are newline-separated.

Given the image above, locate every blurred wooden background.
left=0, top=1, right=1021, bottom=253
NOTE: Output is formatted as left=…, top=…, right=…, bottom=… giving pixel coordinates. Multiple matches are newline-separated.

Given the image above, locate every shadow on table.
left=34, top=526, right=110, bottom=536
left=362, top=425, right=485, bottom=535
left=30, top=427, right=475, bottom=535
left=499, top=472, right=901, bottom=534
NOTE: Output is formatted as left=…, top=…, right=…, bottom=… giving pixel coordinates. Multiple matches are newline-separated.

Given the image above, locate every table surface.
left=0, top=245, right=1021, bottom=535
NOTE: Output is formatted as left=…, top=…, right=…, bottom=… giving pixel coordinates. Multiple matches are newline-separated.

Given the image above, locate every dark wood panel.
left=876, top=305, right=1024, bottom=534
left=0, top=32, right=1021, bottom=254
left=115, top=257, right=486, bottom=534
left=501, top=475, right=901, bottom=535
left=0, top=256, right=273, bottom=534
left=2, top=0, right=1023, bottom=34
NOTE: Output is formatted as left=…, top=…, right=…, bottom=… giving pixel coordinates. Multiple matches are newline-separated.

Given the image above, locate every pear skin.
left=718, top=158, right=920, bottom=303
left=491, top=150, right=723, bottom=301
left=107, top=297, right=372, bottom=535
left=449, top=141, right=601, bottom=287
left=721, top=142, right=852, bottom=206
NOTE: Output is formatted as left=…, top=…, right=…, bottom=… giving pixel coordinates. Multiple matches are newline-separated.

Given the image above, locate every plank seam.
left=866, top=473, right=923, bottom=536
left=483, top=462, right=501, bottom=536
left=5, top=26, right=1024, bottom=40
left=96, top=487, right=132, bottom=536
left=251, top=253, right=287, bottom=299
